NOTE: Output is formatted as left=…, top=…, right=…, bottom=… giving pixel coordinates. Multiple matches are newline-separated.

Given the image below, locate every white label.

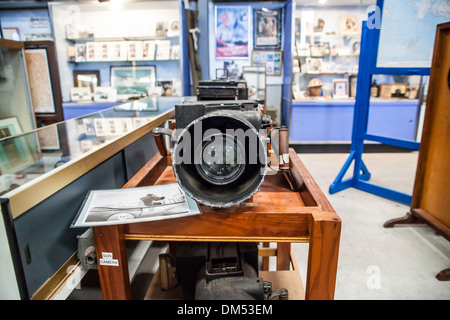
left=99, top=258, right=119, bottom=266
left=280, top=154, right=290, bottom=165
left=99, top=252, right=119, bottom=266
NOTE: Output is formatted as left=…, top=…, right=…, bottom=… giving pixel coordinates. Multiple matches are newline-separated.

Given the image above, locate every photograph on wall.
left=110, top=65, right=156, bottom=101
left=339, top=15, right=360, bottom=35
left=215, top=6, right=250, bottom=59
left=71, top=184, right=201, bottom=228
left=305, top=57, right=323, bottom=74
left=254, top=8, right=282, bottom=49
left=251, top=50, right=282, bottom=76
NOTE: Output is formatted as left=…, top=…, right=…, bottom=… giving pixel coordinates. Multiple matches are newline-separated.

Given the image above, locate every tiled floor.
left=292, top=152, right=450, bottom=300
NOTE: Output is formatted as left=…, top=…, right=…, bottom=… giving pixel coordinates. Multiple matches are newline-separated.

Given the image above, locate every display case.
left=0, top=96, right=194, bottom=299
left=49, top=0, right=189, bottom=108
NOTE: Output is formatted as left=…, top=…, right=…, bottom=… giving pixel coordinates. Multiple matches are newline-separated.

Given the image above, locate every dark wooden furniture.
left=93, top=148, right=341, bottom=299
left=384, top=22, right=450, bottom=281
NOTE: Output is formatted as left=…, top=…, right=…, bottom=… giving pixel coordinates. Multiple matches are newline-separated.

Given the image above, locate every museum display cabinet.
left=48, top=0, right=190, bottom=116
left=290, top=3, right=428, bottom=144
left=0, top=96, right=194, bottom=299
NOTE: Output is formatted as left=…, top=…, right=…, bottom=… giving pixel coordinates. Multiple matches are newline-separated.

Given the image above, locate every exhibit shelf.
left=0, top=96, right=194, bottom=299
left=290, top=98, right=420, bottom=143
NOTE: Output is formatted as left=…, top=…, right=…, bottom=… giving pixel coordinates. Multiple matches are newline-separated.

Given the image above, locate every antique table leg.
left=305, top=212, right=341, bottom=300
left=93, top=225, right=132, bottom=300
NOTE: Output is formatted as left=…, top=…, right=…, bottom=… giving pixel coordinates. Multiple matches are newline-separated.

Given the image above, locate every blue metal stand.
left=329, top=2, right=430, bottom=206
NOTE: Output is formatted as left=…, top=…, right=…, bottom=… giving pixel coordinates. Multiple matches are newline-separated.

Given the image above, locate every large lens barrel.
left=172, top=113, right=268, bottom=208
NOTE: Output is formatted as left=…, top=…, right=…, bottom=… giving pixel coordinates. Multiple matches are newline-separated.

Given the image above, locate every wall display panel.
left=376, top=0, right=450, bottom=68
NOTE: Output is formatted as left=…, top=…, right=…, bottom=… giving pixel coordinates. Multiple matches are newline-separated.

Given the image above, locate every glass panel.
left=242, top=66, right=266, bottom=102
left=0, top=96, right=194, bottom=196
left=0, top=45, right=35, bottom=133
left=376, top=0, right=450, bottom=68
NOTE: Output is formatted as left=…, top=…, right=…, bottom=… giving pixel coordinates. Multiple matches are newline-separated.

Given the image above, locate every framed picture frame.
left=251, top=50, right=282, bottom=76
left=93, top=87, right=117, bottom=102
left=73, top=70, right=100, bottom=97
left=24, top=41, right=64, bottom=125
left=305, top=57, right=323, bottom=74
left=254, top=8, right=282, bottom=50
left=2, top=27, right=20, bottom=40
left=333, top=79, right=349, bottom=99
left=310, top=42, right=330, bottom=57
left=215, top=6, right=250, bottom=59
left=339, top=16, right=361, bottom=35
left=70, top=87, right=92, bottom=102
left=110, top=65, right=156, bottom=101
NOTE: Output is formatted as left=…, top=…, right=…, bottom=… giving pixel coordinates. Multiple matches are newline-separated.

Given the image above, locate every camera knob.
left=261, top=115, right=272, bottom=128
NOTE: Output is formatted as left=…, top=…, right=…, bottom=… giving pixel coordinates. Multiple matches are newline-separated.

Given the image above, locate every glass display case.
left=0, top=96, right=194, bottom=299
left=0, top=96, right=193, bottom=198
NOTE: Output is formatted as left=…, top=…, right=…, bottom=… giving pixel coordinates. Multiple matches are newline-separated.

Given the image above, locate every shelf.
left=68, top=59, right=180, bottom=64
left=66, top=35, right=179, bottom=43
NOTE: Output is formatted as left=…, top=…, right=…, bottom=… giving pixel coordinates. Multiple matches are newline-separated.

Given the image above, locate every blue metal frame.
left=329, top=0, right=430, bottom=205
left=180, top=0, right=192, bottom=96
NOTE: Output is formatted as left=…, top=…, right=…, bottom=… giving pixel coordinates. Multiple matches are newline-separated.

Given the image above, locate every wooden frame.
left=93, top=148, right=341, bottom=300
left=384, top=22, right=450, bottom=281
left=73, top=70, right=100, bottom=90
left=24, top=41, right=63, bottom=126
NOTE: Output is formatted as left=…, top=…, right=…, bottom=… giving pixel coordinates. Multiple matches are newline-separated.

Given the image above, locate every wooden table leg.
left=93, top=225, right=131, bottom=300
left=305, top=212, right=341, bottom=300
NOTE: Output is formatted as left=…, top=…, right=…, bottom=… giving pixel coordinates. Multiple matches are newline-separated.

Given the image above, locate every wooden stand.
left=93, top=148, right=341, bottom=299
left=384, top=22, right=450, bottom=281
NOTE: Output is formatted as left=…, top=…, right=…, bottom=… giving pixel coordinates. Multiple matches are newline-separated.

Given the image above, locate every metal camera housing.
left=172, top=100, right=272, bottom=208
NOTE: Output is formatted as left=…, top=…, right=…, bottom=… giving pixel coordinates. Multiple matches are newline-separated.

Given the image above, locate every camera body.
left=172, top=100, right=272, bottom=208
left=175, top=100, right=271, bottom=131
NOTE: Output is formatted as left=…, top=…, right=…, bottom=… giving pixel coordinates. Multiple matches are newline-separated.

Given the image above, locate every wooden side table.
left=93, top=148, right=341, bottom=300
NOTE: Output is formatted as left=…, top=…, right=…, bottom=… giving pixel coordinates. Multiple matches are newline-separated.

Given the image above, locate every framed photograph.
left=143, top=40, right=156, bottom=60
left=70, top=87, right=92, bottom=102
left=251, top=50, right=282, bottom=76
left=254, top=8, right=282, bottom=50
left=86, top=42, right=99, bottom=61
left=155, top=21, right=169, bottom=37
left=75, top=43, right=86, bottom=62
left=339, top=16, right=360, bottom=35
left=333, top=79, right=349, bottom=99
left=127, top=41, right=143, bottom=61
left=379, top=84, right=393, bottom=99
left=155, top=40, right=171, bottom=60
left=110, top=65, right=156, bottom=101
left=310, top=42, right=330, bottom=57
left=37, top=124, right=60, bottom=151
left=73, top=70, right=100, bottom=97
left=215, top=6, right=250, bottom=59
left=305, top=57, right=323, bottom=74
left=94, top=87, right=117, bottom=102
left=0, top=117, right=35, bottom=174
left=2, top=27, right=20, bottom=40
left=108, top=42, right=127, bottom=61
left=24, top=48, right=56, bottom=113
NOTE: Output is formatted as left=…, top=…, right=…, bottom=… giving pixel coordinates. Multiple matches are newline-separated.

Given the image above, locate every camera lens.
left=195, top=133, right=246, bottom=185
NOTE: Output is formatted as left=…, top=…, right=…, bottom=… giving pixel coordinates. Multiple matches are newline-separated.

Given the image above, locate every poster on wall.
left=254, top=8, right=282, bottom=49
left=251, top=50, right=282, bottom=76
left=215, top=6, right=250, bottom=59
